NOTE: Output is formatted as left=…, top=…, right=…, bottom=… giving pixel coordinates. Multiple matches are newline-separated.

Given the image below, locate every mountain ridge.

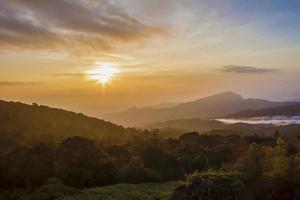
left=0, top=100, right=138, bottom=146
left=103, top=92, right=298, bottom=127
left=225, top=104, right=300, bottom=118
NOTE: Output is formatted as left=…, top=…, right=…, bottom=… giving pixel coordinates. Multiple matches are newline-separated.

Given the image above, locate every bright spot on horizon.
left=86, top=63, right=119, bottom=85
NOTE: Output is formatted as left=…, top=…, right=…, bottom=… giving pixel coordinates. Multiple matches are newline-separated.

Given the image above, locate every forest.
left=0, top=101, right=299, bottom=199
left=1, top=130, right=300, bottom=199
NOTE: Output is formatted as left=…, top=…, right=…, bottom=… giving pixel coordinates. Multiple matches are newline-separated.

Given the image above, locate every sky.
left=0, top=0, right=300, bottom=116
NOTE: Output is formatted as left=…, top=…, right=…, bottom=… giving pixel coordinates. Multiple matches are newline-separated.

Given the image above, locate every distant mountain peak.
left=190, top=92, right=243, bottom=104
left=208, top=91, right=242, bottom=99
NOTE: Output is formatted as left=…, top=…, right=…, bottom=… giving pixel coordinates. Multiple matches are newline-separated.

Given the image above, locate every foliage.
left=171, top=171, right=246, bottom=200
left=116, top=157, right=162, bottom=183
left=235, top=143, right=265, bottom=178
left=0, top=102, right=299, bottom=199
left=64, top=181, right=181, bottom=200
left=9, top=178, right=79, bottom=200
left=56, top=137, right=115, bottom=188
left=12, top=181, right=181, bottom=200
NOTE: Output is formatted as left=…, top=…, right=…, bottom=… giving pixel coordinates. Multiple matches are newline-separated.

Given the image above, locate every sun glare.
left=86, top=63, right=119, bottom=85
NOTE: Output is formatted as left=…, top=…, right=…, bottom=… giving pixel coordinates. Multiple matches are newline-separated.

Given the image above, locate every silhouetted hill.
left=149, top=118, right=300, bottom=139
left=0, top=100, right=137, bottom=146
left=148, top=119, right=224, bottom=132
left=103, top=92, right=296, bottom=126
left=226, top=105, right=300, bottom=118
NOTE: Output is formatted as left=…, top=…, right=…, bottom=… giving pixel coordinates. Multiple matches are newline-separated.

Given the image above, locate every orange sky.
left=1, top=0, right=300, bottom=116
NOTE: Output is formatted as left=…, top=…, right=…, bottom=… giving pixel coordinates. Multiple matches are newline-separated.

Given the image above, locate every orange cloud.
left=0, top=0, right=164, bottom=54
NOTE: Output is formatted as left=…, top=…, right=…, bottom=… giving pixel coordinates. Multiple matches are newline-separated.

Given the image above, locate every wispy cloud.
left=217, top=65, right=278, bottom=74
left=47, top=73, right=83, bottom=77
left=0, top=81, right=42, bottom=86
left=0, top=0, right=164, bottom=54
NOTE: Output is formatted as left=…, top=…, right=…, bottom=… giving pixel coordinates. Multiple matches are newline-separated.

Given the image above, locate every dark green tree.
left=56, top=136, right=114, bottom=188
left=236, top=143, right=264, bottom=178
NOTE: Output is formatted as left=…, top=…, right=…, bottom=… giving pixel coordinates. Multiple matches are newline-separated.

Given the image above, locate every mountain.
left=226, top=105, right=300, bottom=118
left=150, top=102, right=179, bottom=109
left=103, top=92, right=297, bottom=126
left=0, top=100, right=137, bottom=147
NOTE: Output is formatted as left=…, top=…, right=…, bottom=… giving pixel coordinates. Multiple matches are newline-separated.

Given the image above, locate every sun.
left=86, top=63, right=119, bottom=85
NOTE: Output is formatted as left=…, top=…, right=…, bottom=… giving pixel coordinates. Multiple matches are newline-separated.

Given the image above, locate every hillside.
left=103, top=92, right=297, bottom=126
left=226, top=105, right=300, bottom=118
left=0, top=100, right=137, bottom=146
left=11, top=177, right=181, bottom=200
left=149, top=118, right=300, bottom=138
left=0, top=101, right=299, bottom=199
left=148, top=119, right=225, bottom=132
left=64, top=181, right=181, bottom=200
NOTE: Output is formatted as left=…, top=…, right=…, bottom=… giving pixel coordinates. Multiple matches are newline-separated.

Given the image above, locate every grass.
left=63, top=181, right=182, bottom=200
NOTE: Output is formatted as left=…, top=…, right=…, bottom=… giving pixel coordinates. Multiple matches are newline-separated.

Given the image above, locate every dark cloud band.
left=0, top=81, right=42, bottom=86
left=217, top=65, right=278, bottom=74
left=0, top=0, right=163, bottom=53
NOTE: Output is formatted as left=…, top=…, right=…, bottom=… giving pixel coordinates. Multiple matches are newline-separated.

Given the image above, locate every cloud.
left=0, top=0, right=164, bottom=54
left=217, top=65, right=278, bottom=74
left=0, top=81, right=42, bottom=86
left=47, top=73, right=83, bottom=77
